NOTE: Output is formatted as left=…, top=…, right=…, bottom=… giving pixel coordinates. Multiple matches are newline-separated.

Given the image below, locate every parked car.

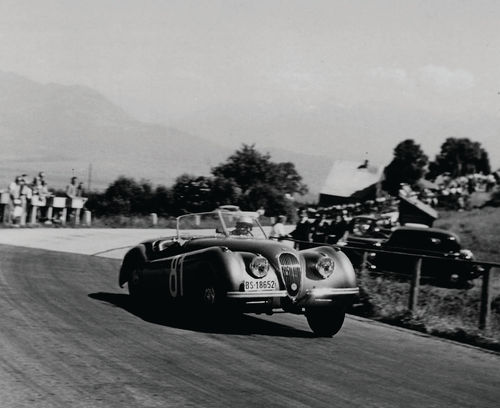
left=339, top=215, right=393, bottom=268
left=349, top=215, right=393, bottom=240
left=119, top=210, right=359, bottom=336
left=367, top=226, right=483, bottom=286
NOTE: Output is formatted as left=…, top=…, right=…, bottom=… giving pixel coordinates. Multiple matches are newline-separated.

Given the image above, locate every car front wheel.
left=305, top=305, right=346, bottom=337
left=194, top=270, right=223, bottom=315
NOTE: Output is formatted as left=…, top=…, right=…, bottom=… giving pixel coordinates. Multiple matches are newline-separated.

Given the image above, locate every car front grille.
left=278, top=253, right=301, bottom=296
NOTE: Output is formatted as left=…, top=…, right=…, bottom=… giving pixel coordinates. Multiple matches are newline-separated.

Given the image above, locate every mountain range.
left=0, top=71, right=333, bottom=199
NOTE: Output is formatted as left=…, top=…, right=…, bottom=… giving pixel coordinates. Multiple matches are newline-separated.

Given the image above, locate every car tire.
left=128, top=264, right=145, bottom=302
left=305, top=305, right=346, bottom=337
left=196, top=271, right=222, bottom=314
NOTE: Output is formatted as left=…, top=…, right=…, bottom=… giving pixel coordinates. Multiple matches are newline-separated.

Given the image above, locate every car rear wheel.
left=128, top=265, right=145, bottom=302
left=305, top=305, right=346, bottom=337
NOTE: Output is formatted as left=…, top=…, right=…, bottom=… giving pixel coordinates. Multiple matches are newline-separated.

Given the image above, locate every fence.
left=0, top=193, right=91, bottom=226
left=351, top=246, right=500, bottom=331
left=282, top=236, right=500, bottom=332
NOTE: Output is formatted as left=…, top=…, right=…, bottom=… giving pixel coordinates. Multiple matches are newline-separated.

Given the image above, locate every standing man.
left=290, top=209, right=313, bottom=250
left=64, top=176, right=79, bottom=222
left=66, top=176, right=78, bottom=198
left=269, top=215, right=287, bottom=241
left=8, top=176, right=22, bottom=224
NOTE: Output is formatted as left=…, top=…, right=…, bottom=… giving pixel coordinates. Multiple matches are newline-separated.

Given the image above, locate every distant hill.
left=0, top=71, right=330, bottom=198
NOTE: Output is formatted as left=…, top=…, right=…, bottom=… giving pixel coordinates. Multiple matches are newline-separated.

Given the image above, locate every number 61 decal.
left=169, top=255, right=185, bottom=298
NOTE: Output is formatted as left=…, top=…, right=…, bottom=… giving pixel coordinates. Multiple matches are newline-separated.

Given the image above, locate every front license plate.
left=244, top=280, right=277, bottom=291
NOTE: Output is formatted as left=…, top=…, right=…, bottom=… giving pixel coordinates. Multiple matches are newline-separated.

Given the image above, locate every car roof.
left=392, top=226, right=460, bottom=240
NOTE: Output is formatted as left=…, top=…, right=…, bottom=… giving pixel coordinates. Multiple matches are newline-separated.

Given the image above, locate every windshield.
left=176, top=211, right=267, bottom=240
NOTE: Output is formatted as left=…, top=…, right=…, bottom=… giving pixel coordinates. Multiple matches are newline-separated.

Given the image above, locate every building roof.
left=320, top=160, right=384, bottom=198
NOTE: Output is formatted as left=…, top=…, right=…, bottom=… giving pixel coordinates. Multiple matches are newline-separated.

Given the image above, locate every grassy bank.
left=435, top=207, right=500, bottom=263
left=353, top=206, right=500, bottom=351
left=352, top=270, right=500, bottom=351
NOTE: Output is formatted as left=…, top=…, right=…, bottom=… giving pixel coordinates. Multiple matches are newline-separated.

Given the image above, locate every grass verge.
left=351, top=269, right=500, bottom=353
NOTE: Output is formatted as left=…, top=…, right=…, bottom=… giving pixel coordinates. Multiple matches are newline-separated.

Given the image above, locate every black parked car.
left=340, top=215, right=393, bottom=268
left=367, top=226, right=483, bottom=286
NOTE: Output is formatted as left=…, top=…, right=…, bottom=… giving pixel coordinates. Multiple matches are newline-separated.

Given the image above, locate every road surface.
left=0, top=232, right=498, bottom=407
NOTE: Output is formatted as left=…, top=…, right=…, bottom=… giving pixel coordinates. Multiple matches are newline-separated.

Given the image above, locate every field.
left=435, top=207, right=500, bottom=263
left=353, top=206, right=500, bottom=351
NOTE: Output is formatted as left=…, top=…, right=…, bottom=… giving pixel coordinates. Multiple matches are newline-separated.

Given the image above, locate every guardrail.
left=0, top=193, right=91, bottom=226
left=276, top=236, right=500, bottom=332
left=349, top=246, right=499, bottom=332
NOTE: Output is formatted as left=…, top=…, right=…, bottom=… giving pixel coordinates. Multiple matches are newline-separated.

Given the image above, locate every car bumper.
left=226, top=290, right=288, bottom=299
left=225, top=290, right=288, bottom=313
left=307, top=287, right=359, bottom=297
left=298, top=287, right=359, bottom=306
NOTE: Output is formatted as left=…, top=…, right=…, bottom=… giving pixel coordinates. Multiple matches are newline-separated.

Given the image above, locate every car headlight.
left=249, top=255, right=269, bottom=278
left=315, top=256, right=335, bottom=278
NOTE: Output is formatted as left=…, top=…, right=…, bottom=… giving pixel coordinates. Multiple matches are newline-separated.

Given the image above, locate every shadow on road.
left=88, top=292, right=314, bottom=338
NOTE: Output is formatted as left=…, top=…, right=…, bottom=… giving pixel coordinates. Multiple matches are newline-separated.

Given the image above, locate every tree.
left=170, top=174, right=214, bottom=215
left=211, top=144, right=307, bottom=215
left=101, top=176, right=153, bottom=214
left=429, top=137, right=491, bottom=178
left=382, top=139, right=428, bottom=195
left=150, top=185, right=174, bottom=216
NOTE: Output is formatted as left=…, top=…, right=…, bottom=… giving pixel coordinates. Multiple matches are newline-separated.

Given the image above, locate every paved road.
left=0, top=243, right=499, bottom=407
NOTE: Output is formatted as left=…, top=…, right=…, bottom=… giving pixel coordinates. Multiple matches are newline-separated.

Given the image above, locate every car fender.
left=172, top=246, right=246, bottom=294
left=119, top=245, right=147, bottom=287
left=300, top=246, right=357, bottom=290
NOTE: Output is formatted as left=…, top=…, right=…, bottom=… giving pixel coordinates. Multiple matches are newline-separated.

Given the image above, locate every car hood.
left=183, top=237, right=298, bottom=262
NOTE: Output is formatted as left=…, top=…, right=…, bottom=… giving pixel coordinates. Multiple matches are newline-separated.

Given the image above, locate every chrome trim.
left=306, top=287, right=359, bottom=297
left=226, top=290, right=288, bottom=298
left=278, top=252, right=302, bottom=296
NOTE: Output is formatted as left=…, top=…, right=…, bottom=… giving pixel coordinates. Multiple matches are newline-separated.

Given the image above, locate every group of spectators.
left=269, top=171, right=500, bottom=249
left=270, top=205, right=380, bottom=250
left=401, top=172, right=499, bottom=210
left=2, top=172, right=85, bottom=225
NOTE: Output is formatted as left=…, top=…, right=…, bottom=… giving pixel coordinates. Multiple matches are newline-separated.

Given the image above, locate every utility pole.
left=88, top=163, right=92, bottom=192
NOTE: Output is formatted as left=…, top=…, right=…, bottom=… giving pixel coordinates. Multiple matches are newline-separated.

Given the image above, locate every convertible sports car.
left=119, top=211, right=359, bottom=336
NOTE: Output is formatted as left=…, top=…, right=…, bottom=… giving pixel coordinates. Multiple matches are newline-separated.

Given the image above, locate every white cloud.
left=418, top=65, right=476, bottom=90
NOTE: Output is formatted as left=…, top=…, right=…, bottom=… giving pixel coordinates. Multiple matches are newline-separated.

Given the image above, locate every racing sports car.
left=119, top=211, right=359, bottom=336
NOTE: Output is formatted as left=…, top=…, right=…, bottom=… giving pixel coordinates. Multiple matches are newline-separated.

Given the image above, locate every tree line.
left=382, top=137, right=492, bottom=195
left=86, top=144, right=307, bottom=217
left=86, top=137, right=495, bottom=217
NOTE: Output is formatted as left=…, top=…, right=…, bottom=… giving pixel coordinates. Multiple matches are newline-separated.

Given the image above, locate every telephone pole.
left=88, top=163, right=92, bottom=192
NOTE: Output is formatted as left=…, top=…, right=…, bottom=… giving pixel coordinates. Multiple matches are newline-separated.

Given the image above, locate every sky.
left=1, top=0, right=499, bottom=167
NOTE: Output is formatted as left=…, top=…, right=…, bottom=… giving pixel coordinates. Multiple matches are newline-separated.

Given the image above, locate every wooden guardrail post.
left=0, top=193, right=9, bottom=224
left=29, top=205, right=38, bottom=224
left=408, top=257, right=422, bottom=313
left=479, top=267, right=492, bottom=331
left=83, top=210, right=91, bottom=226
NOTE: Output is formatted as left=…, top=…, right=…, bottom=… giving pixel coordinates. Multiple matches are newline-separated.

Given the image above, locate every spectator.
left=19, top=176, right=33, bottom=224
left=269, top=215, right=287, bottom=241
left=76, top=182, right=85, bottom=197
left=7, top=176, right=22, bottom=224
left=312, top=213, right=329, bottom=243
left=290, top=209, right=313, bottom=250
left=327, top=214, right=349, bottom=244
left=32, top=171, right=46, bottom=188
left=65, top=176, right=78, bottom=198
left=32, top=178, right=51, bottom=222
